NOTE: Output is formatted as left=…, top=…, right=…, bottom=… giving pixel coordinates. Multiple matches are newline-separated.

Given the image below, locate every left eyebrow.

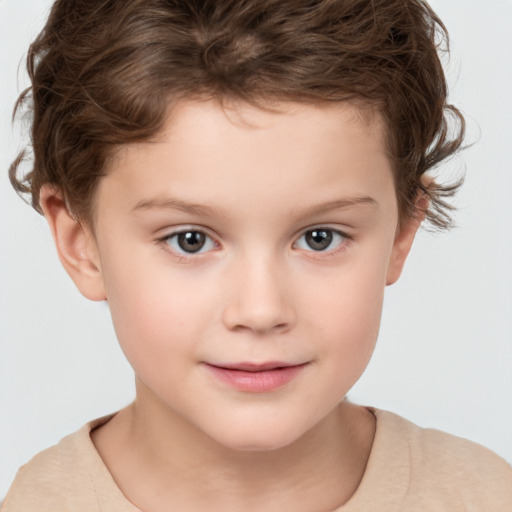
left=292, top=197, right=378, bottom=218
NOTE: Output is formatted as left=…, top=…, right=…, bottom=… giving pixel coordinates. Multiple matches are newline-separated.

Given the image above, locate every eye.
left=295, top=228, right=346, bottom=252
left=163, top=229, right=217, bottom=255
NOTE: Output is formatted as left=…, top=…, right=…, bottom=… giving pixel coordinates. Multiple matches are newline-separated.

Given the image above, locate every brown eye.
left=305, top=229, right=333, bottom=251
left=164, top=230, right=216, bottom=256
left=177, top=231, right=206, bottom=253
left=295, top=228, right=346, bottom=252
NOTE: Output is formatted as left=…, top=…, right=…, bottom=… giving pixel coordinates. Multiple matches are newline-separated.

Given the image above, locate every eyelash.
left=158, top=228, right=218, bottom=262
left=158, top=227, right=351, bottom=262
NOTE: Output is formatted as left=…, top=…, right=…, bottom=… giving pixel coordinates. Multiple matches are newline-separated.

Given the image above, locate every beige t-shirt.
left=2, top=409, right=511, bottom=511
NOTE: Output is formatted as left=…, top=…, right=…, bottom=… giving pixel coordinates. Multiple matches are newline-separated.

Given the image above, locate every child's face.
left=63, top=100, right=419, bottom=450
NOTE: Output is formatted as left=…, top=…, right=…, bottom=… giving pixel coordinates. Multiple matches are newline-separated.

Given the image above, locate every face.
left=74, top=100, right=417, bottom=451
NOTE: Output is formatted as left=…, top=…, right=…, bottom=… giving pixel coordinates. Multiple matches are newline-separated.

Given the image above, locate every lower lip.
left=204, top=363, right=308, bottom=393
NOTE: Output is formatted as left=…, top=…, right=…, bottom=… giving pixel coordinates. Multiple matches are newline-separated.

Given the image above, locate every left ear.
left=386, top=193, right=429, bottom=285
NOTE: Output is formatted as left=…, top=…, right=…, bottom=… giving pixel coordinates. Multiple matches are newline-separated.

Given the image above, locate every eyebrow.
left=132, top=197, right=218, bottom=217
left=292, top=197, right=377, bottom=218
left=131, top=195, right=377, bottom=218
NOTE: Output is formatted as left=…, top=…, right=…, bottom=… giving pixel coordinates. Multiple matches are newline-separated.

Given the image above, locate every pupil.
left=306, top=229, right=332, bottom=251
left=178, top=232, right=206, bottom=253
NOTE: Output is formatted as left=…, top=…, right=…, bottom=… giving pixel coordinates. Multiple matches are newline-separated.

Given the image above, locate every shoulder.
left=1, top=441, right=66, bottom=511
left=373, top=409, right=512, bottom=510
left=388, top=410, right=512, bottom=482
left=1, top=414, right=120, bottom=512
left=2, top=431, right=81, bottom=511
left=416, top=420, right=512, bottom=479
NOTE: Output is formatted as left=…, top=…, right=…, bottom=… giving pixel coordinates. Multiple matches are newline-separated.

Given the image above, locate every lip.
left=204, top=362, right=309, bottom=393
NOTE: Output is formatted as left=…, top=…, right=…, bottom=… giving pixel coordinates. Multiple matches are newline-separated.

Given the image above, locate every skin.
left=41, top=99, right=424, bottom=512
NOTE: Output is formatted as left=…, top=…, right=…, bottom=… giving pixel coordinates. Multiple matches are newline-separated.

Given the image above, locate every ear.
left=386, top=193, right=429, bottom=285
left=40, top=184, right=106, bottom=301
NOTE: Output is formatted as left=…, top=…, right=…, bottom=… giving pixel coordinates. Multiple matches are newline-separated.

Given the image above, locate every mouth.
left=203, top=361, right=309, bottom=392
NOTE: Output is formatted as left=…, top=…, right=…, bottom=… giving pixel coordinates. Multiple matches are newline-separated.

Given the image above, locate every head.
left=10, top=0, right=465, bottom=450
left=11, top=0, right=464, bottom=229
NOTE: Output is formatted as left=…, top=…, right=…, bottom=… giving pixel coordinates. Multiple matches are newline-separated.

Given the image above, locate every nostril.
left=230, top=322, right=289, bottom=334
left=221, top=274, right=296, bottom=333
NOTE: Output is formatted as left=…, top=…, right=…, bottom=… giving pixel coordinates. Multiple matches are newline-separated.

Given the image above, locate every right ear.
left=39, top=184, right=106, bottom=301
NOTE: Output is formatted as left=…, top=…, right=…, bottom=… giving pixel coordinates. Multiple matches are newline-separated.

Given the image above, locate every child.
left=2, top=0, right=511, bottom=510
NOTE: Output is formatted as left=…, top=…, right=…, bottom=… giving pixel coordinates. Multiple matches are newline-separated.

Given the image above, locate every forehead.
left=109, top=98, right=389, bottom=176
left=160, top=98, right=384, bottom=146
left=95, top=99, right=395, bottom=224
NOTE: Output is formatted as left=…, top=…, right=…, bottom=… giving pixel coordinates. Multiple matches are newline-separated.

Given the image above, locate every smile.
left=204, top=362, right=309, bottom=393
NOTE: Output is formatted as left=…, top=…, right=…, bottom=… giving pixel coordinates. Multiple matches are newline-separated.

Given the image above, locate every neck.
left=92, top=383, right=375, bottom=512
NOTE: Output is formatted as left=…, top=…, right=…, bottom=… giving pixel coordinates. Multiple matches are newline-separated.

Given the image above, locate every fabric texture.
left=2, top=408, right=511, bottom=511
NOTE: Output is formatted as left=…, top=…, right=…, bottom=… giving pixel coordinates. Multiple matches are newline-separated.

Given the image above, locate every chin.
left=204, top=417, right=309, bottom=453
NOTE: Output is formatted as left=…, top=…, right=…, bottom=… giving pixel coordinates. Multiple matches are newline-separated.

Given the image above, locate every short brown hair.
left=10, top=0, right=465, bottom=229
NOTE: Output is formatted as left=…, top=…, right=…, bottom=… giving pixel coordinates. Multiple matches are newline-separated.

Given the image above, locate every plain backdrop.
left=1, top=0, right=511, bottom=499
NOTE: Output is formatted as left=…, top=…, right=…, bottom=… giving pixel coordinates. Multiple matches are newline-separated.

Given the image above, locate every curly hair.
left=10, top=0, right=465, bottom=229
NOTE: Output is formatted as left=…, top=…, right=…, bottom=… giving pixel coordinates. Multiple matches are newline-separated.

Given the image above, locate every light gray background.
left=1, top=0, right=511, bottom=499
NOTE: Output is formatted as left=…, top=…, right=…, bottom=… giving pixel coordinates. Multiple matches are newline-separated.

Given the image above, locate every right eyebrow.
left=131, top=197, right=221, bottom=218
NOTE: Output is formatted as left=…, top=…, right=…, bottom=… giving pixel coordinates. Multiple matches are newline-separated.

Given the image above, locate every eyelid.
left=157, top=224, right=352, bottom=262
left=293, top=226, right=352, bottom=255
left=158, top=226, right=220, bottom=260
left=157, top=224, right=217, bottom=241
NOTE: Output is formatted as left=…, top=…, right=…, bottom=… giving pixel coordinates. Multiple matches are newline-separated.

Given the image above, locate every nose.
left=222, top=254, right=296, bottom=335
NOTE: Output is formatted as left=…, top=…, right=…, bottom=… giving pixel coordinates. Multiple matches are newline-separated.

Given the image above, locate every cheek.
left=101, top=251, right=213, bottom=379
left=304, top=256, right=388, bottom=370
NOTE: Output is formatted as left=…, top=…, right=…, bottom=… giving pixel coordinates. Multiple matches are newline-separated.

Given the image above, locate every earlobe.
left=386, top=194, right=429, bottom=285
left=39, top=184, right=106, bottom=301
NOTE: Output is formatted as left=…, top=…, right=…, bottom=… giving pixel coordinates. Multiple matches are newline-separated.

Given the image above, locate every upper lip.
left=207, top=362, right=306, bottom=372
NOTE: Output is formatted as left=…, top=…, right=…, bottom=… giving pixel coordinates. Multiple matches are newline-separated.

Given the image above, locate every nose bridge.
left=222, top=248, right=295, bottom=334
